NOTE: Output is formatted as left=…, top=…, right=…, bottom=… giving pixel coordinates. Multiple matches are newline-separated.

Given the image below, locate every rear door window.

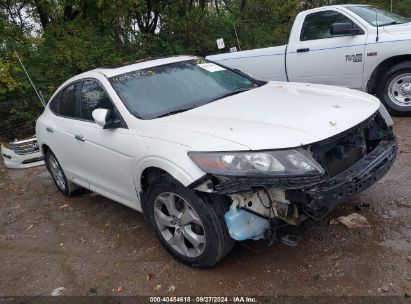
left=59, top=83, right=80, bottom=118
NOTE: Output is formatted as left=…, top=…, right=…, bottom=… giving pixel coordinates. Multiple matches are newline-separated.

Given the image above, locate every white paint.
left=207, top=5, right=411, bottom=94
left=36, top=57, right=382, bottom=213
left=1, top=138, right=44, bottom=169
left=92, top=108, right=109, bottom=127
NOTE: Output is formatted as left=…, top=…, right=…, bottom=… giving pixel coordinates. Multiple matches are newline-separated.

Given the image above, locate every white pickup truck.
left=207, top=5, right=411, bottom=115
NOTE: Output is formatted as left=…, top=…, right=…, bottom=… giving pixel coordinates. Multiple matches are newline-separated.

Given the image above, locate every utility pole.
left=391, top=0, right=393, bottom=12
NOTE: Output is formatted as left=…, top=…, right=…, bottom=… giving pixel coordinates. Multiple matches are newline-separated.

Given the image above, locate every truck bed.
left=206, top=45, right=288, bottom=82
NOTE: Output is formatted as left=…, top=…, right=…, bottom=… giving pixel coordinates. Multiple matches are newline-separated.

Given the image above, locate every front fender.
left=363, top=39, right=411, bottom=90
left=134, top=155, right=206, bottom=192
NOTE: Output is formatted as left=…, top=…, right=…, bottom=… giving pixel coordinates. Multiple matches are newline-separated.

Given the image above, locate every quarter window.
left=301, top=10, right=360, bottom=41
left=81, top=80, right=113, bottom=121
left=59, top=83, right=80, bottom=118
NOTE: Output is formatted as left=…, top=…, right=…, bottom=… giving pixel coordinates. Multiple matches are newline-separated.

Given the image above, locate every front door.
left=287, top=9, right=367, bottom=90
left=75, top=79, right=137, bottom=207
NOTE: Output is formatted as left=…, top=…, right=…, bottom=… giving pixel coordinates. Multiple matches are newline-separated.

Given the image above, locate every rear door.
left=287, top=9, right=367, bottom=89
left=74, top=79, right=137, bottom=207
left=48, top=81, right=89, bottom=188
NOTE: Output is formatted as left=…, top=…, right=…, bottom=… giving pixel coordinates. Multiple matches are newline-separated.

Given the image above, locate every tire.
left=45, top=150, right=72, bottom=197
left=143, top=176, right=235, bottom=268
left=377, top=61, right=411, bottom=116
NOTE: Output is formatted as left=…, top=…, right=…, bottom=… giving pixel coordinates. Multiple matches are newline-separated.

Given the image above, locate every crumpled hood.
left=155, top=82, right=381, bottom=150
left=383, top=23, right=411, bottom=35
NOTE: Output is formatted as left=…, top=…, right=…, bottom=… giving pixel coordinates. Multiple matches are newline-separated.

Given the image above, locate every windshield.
left=347, top=6, right=410, bottom=27
left=109, top=59, right=259, bottom=119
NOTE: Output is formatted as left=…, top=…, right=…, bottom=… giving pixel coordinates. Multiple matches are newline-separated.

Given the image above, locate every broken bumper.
left=220, top=138, right=397, bottom=245
left=214, top=138, right=397, bottom=221
left=1, top=137, right=44, bottom=169
left=300, top=138, right=398, bottom=220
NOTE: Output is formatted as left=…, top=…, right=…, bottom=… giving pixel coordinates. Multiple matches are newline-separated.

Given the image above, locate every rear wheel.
left=378, top=61, right=411, bottom=116
left=46, top=150, right=70, bottom=196
left=143, top=176, right=234, bottom=268
left=45, top=150, right=81, bottom=196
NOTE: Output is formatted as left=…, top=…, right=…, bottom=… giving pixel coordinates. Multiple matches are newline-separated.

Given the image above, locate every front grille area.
left=210, top=111, right=394, bottom=196
left=311, top=112, right=391, bottom=178
left=312, top=126, right=366, bottom=178
left=301, top=139, right=397, bottom=220
left=11, top=137, right=40, bottom=155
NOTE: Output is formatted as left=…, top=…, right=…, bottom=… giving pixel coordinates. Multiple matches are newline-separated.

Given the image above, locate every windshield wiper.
left=156, top=106, right=196, bottom=118
left=156, top=88, right=253, bottom=118
left=209, top=88, right=252, bottom=102
left=380, top=21, right=403, bottom=26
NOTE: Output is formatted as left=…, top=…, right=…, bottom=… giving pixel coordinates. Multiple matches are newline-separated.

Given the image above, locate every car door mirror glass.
left=92, top=108, right=110, bottom=127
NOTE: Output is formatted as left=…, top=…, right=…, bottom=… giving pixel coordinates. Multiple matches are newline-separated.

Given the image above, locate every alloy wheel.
left=153, top=192, right=206, bottom=257
left=48, top=154, right=66, bottom=191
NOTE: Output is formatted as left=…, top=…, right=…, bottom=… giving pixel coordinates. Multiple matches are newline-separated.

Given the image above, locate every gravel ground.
left=0, top=117, right=410, bottom=298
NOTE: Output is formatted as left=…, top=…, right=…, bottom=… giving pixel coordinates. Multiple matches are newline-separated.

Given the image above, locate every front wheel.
left=143, top=176, right=235, bottom=268
left=378, top=61, right=411, bottom=116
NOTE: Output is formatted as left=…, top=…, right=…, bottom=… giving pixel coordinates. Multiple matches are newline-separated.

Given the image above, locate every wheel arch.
left=41, top=143, right=50, bottom=156
left=140, top=167, right=167, bottom=192
left=367, top=55, right=411, bottom=95
left=136, top=157, right=203, bottom=194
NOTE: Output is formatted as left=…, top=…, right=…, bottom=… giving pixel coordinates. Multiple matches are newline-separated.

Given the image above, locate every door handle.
left=297, top=48, right=310, bottom=53
left=46, top=127, right=54, bottom=133
left=75, top=135, right=86, bottom=142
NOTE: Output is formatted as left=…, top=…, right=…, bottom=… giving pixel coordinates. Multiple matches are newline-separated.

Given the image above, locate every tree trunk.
left=33, top=0, right=50, bottom=29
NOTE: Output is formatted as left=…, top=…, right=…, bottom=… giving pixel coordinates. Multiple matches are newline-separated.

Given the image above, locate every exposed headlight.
left=188, top=149, right=324, bottom=176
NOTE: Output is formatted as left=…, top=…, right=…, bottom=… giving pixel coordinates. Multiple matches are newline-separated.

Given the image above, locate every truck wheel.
left=378, top=61, right=411, bottom=116
left=143, top=176, right=235, bottom=268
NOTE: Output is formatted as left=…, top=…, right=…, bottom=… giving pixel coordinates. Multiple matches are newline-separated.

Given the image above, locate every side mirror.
left=330, top=22, right=362, bottom=36
left=92, top=108, right=110, bottom=127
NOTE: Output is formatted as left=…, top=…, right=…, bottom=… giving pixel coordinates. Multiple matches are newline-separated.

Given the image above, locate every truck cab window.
left=301, top=10, right=358, bottom=41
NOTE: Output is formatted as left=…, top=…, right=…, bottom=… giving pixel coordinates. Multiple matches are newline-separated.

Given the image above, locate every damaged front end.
left=188, top=107, right=397, bottom=246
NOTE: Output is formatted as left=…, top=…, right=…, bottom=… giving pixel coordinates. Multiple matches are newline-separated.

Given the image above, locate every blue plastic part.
left=224, top=208, right=269, bottom=241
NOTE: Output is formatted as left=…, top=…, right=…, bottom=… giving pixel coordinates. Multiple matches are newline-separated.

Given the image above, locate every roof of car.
left=52, top=55, right=200, bottom=96
left=94, top=55, right=198, bottom=78
left=341, top=4, right=372, bottom=6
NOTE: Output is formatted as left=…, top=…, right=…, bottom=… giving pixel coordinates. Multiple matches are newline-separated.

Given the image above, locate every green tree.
left=0, top=0, right=409, bottom=140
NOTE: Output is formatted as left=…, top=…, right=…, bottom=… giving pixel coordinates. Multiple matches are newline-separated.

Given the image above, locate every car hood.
left=383, top=23, right=411, bottom=35
left=154, top=82, right=381, bottom=150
